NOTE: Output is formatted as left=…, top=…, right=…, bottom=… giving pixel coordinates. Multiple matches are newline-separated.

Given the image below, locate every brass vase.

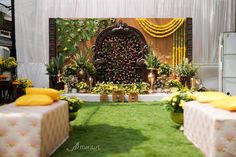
left=148, top=68, right=156, bottom=93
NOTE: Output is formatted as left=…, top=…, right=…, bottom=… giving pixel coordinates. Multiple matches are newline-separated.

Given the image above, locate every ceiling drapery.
left=15, top=0, right=236, bottom=87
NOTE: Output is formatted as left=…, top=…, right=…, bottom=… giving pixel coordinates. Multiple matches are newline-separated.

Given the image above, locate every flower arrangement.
left=159, top=63, right=172, bottom=76
left=166, top=79, right=183, bottom=90
left=1, top=57, right=17, bottom=70
left=76, top=81, right=89, bottom=90
left=92, top=82, right=149, bottom=95
left=62, top=75, right=78, bottom=88
left=60, top=96, right=84, bottom=113
left=0, top=57, right=3, bottom=68
left=64, top=64, right=77, bottom=76
left=163, top=90, right=196, bottom=113
left=12, top=78, right=33, bottom=89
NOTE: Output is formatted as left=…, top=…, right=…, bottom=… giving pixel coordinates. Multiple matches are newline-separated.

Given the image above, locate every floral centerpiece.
left=12, top=78, right=33, bottom=98
left=12, top=78, right=33, bottom=89
left=2, top=57, right=17, bottom=70
left=0, top=57, right=4, bottom=69
left=60, top=96, right=84, bottom=121
left=0, top=57, right=17, bottom=80
left=166, top=79, right=183, bottom=91
left=159, top=63, right=172, bottom=76
left=76, top=81, right=89, bottom=93
left=163, top=90, right=196, bottom=125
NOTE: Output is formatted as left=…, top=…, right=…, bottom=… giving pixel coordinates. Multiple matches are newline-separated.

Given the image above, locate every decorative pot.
left=71, top=88, right=77, bottom=93
left=69, top=112, right=78, bottom=121
left=100, top=94, right=108, bottom=102
left=170, top=112, right=183, bottom=125
left=78, top=69, right=86, bottom=80
left=79, top=89, right=87, bottom=93
left=179, top=76, right=191, bottom=88
left=148, top=68, right=156, bottom=93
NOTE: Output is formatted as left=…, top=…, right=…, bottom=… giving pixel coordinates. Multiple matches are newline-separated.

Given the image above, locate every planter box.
left=112, top=90, right=124, bottom=102
left=128, top=92, right=138, bottom=102
left=100, top=94, right=108, bottom=102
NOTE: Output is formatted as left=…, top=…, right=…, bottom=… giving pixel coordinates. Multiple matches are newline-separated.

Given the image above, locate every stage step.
left=63, top=93, right=170, bottom=102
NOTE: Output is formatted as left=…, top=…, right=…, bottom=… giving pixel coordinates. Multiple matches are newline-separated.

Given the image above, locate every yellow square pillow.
left=15, top=95, right=53, bottom=106
left=26, top=88, right=60, bottom=101
left=210, top=96, right=236, bottom=111
left=194, top=92, right=229, bottom=103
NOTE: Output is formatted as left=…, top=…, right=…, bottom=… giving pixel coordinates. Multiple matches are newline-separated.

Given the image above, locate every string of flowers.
left=141, top=18, right=181, bottom=32
left=172, top=22, right=186, bottom=66
left=143, top=18, right=177, bottom=28
left=136, top=18, right=185, bottom=38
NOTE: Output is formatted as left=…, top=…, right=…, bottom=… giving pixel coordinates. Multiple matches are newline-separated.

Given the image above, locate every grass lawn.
left=52, top=102, right=204, bottom=157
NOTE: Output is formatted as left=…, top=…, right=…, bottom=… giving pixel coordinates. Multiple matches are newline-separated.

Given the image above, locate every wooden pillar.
left=185, top=18, right=192, bottom=62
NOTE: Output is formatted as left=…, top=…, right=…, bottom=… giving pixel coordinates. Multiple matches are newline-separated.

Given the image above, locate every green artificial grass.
left=52, top=102, right=204, bottom=157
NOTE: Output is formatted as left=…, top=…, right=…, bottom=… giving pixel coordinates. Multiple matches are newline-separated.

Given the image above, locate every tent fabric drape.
left=15, top=0, right=236, bottom=87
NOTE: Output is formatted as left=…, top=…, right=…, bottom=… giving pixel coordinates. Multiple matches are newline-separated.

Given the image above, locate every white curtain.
left=15, top=0, right=236, bottom=87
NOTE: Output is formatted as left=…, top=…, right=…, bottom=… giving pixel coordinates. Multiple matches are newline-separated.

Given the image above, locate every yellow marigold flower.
left=63, top=47, right=68, bottom=51
left=179, top=100, right=185, bottom=109
left=172, top=97, right=177, bottom=102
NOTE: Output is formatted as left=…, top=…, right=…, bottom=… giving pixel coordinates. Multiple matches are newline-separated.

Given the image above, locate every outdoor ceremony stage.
left=63, top=93, right=170, bottom=102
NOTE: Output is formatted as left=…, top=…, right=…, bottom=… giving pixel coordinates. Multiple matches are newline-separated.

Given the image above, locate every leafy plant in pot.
left=163, top=90, right=196, bottom=126
left=175, top=58, right=199, bottom=88
left=45, top=53, right=65, bottom=89
left=60, top=96, right=84, bottom=121
left=75, top=49, right=96, bottom=81
left=145, top=48, right=160, bottom=93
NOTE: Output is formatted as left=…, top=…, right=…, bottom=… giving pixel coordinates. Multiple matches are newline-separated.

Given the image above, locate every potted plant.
left=60, top=96, right=84, bottom=121
left=1, top=57, right=17, bottom=80
left=166, top=79, right=183, bottom=92
left=145, top=48, right=160, bottom=93
left=163, top=90, right=196, bottom=126
left=145, top=50, right=160, bottom=69
left=12, top=78, right=33, bottom=99
left=175, top=58, right=199, bottom=88
left=76, top=81, right=89, bottom=93
left=45, top=53, right=65, bottom=89
left=159, top=63, right=172, bottom=77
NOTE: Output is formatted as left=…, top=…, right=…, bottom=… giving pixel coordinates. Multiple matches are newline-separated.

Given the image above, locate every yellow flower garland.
left=139, top=19, right=182, bottom=34
left=142, top=18, right=177, bottom=28
left=137, top=18, right=185, bottom=38
left=141, top=18, right=181, bottom=31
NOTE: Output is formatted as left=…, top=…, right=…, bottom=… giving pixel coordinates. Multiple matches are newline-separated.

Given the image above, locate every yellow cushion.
left=15, top=95, right=53, bottom=106
left=194, top=92, right=229, bottom=103
left=26, top=88, right=60, bottom=101
left=210, top=96, right=236, bottom=111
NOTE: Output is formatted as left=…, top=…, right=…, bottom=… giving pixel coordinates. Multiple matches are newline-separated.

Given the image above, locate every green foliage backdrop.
left=56, top=18, right=116, bottom=55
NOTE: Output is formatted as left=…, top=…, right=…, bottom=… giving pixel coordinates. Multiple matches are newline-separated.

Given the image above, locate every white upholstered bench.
left=0, top=100, right=69, bottom=157
left=184, top=101, right=236, bottom=157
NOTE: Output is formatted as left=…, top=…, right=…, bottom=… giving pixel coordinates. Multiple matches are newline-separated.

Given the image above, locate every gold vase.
left=148, top=68, right=155, bottom=93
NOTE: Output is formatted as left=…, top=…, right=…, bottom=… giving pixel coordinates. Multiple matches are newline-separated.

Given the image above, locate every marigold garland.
left=142, top=18, right=180, bottom=31
left=172, top=23, right=186, bottom=66
left=136, top=18, right=185, bottom=38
